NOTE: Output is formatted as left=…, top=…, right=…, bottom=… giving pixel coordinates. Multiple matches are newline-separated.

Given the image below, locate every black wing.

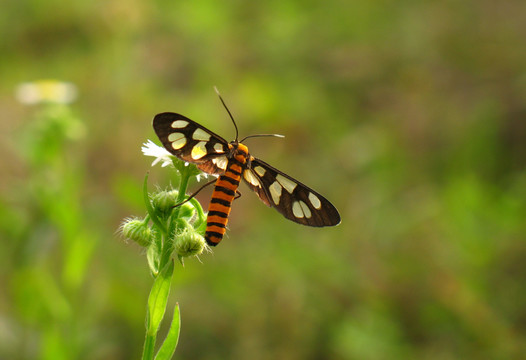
left=242, top=157, right=341, bottom=227
left=153, top=112, right=230, bottom=175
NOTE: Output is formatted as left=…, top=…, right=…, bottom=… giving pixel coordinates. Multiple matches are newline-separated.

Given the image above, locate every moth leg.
left=173, top=178, right=217, bottom=208
left=234, top=190, right=242, bottom=200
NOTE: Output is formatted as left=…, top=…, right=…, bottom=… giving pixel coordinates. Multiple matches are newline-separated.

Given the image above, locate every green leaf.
left=146, top=241, right=160, bottom=276
left=189, top=197, right=207, bottom=233
left=143, top=260, right=175, bottom=360
left=155, top=303, right=181, bottom=360
left=147, top=260, right=174, bottom=333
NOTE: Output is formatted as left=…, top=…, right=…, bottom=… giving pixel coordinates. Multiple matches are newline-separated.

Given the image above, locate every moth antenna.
left=240, top=134, right=285, bottom=143
left=214, top=86, right=239, bottom=142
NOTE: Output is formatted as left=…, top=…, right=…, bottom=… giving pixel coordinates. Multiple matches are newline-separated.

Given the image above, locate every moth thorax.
left=232, top=143, right=249, bottom=164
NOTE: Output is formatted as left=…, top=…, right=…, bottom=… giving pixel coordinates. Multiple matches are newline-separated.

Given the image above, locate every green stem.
left=142, top=161, right=197, bottom=360
left=142, top=332, right=155, bottom=360
left=159, top=164, right=192, bottom=269
left=172, top=165, right=191, bottom=220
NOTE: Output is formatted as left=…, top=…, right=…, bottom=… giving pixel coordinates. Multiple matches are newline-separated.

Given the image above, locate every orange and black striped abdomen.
left=205, top=144, right=249, bottom=246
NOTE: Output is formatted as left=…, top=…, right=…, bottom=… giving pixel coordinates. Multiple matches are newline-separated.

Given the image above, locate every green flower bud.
left=178, top=202, right=196, bottom=220
left=150, top=190, right=179, bottom=218
left=121, top=218, right=154, bottom=247
left=151, top=189, right=197, bottom=221
left=174, top=227, right=206, bottom=258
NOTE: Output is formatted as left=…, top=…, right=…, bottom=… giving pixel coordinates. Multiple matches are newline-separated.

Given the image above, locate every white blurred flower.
left=15, top=80, right=78, bottom=105
left=142, top=140, right=174, bottom=167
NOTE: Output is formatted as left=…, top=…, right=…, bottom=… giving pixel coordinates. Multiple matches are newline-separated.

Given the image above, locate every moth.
left=153, top=91, right=341, bottom=246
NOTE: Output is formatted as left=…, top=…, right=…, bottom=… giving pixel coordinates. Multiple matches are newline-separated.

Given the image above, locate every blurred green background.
left=1, top=0, right=526, bottom=359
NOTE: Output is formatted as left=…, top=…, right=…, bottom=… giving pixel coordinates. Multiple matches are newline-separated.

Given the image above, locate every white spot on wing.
left=254, top=166, right=266, bottom=177
left=276, top=174, right=297, bottom=193
left=308, top=192, right=321, bottom=209
left=168, top=132, right=184, bottom=142
left=292, top=201, right=311, bottom=219
left=292, top=201, right=303, bottom=218
left=171, top=120, right=188, bottom=128
left=212, top=156, right=228, bottom=170
left=193, top=128, right=211, bottom=141
left=269, top=181, right=282, bottom=205
left=300, top=201, right=311, bottom=218
left=168, top=132, right=186, bottom=149
left=243, top=170, right=260, bottom=187
left=191, top=141, right=208, bottom=160
left=214, top=143, right=225, bottom=153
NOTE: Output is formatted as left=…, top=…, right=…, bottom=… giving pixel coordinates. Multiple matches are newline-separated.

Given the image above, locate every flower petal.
left=142, top=140, right=174, bottom=167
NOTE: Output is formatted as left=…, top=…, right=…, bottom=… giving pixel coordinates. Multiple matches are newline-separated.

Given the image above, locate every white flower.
left=142, top=140, right=174, bottom=167
left=15, top=80, right=78, bottom=105
left=196, top=172, right=212, bottom=182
